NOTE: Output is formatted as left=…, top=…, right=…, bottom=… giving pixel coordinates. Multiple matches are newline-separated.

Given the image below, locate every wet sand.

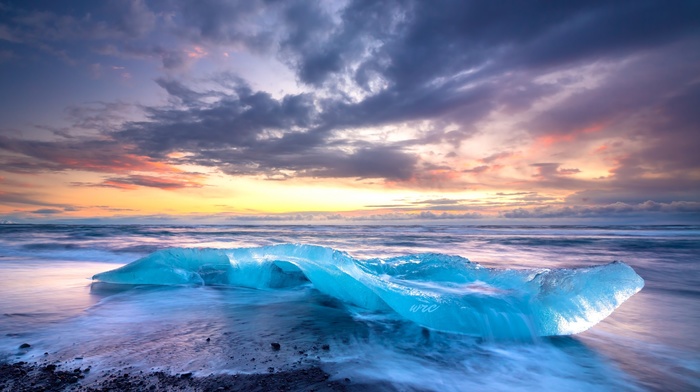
left=0, top=361, right=359, bottom=392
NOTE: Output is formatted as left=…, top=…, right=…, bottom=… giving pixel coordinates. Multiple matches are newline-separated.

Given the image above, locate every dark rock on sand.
left=0, top=361, right=361, bottom=391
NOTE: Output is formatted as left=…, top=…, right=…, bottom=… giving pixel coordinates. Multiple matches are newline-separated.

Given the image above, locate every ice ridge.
left=92, top=244, right=644, bottom=338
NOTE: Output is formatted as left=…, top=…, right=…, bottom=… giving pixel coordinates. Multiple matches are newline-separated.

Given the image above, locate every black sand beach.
left=0, top=361, right=365, bottom=392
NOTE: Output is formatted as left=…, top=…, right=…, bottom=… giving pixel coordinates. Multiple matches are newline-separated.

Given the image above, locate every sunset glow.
left=0, top=1, right=698, bottom=224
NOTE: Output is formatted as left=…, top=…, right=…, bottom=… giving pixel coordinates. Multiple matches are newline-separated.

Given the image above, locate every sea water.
left=0, top=224, right=698, bottom=391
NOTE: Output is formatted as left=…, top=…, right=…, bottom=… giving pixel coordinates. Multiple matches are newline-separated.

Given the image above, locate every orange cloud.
left=102, top=180, right=140, bottom=190
left=536, top=123, right=607, bottom=147
left=93, top=173, right=205, bottom=191
left=186, top=46, right=208, bottom=59
left=55, top=153, right=180, bottom=174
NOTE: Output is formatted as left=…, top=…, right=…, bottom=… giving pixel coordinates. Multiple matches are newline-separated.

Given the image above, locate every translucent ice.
left=92, top=244, right=644, bottom=338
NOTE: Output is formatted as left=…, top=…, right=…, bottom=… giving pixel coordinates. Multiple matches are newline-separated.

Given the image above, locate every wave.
left=92, top=244, right=644, bottom=339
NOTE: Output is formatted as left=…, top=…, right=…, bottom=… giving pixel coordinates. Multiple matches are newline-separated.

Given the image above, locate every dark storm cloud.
left=307, top=146, right=417, bottom=180
left=74, top=0, right=698, bottom=145
left=1, top=0, right=699, bottom=195
left=107, top=76, right=422, bottom=181
left=262, top=0, right=700, bottom=171
left=117, top=78, right=317, bottom=156
left=194, top=139, right=418, bottom=181
left=147, top=0, right=699, bottom=186
left=278, top=0, right=699, bottom=107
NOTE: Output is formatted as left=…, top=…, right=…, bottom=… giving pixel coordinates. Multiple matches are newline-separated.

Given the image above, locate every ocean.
left=0, top=224, right=698, bottom=391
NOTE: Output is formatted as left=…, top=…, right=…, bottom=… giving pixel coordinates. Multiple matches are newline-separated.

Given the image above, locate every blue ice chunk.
left=91, top=248, right=232, bottom=286
left=92, top=244, right=644, bottom=338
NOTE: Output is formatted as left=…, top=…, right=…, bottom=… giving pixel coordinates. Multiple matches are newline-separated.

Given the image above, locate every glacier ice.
left=92, top=244, right=644, bottom=338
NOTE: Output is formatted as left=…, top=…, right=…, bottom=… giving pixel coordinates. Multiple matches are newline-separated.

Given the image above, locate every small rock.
left=206, top=337, right=211, bottom=342
left=180, top=372, right=193, bottom=379
left=270, top=342, right=281, bottom=350
left=19, top=343, right=31, bottom=349
left=321, top=344, right=330, bottom=351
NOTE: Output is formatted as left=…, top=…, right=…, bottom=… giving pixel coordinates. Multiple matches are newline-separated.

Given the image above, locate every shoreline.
left=0, top=360, right=363, bottom=392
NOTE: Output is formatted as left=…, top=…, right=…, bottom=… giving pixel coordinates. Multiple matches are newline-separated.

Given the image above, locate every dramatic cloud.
left=77, top=174, right=204, bottom=190
left=0, top=0, right=698, bottom=222
left=0, top=136, right=179, bottom=174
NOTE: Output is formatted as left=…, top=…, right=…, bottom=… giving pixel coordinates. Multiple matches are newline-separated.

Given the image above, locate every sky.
left=0, top=0, right=699, bottom=224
